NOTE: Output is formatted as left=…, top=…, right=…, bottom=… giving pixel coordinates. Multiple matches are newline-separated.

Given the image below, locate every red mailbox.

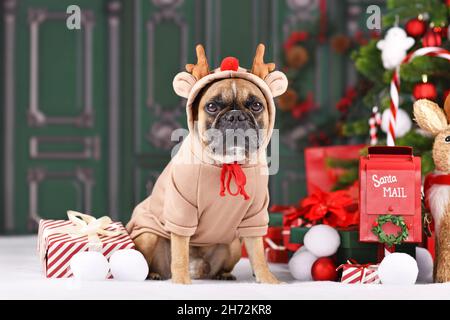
left=359, top=146, right=422, bottom=244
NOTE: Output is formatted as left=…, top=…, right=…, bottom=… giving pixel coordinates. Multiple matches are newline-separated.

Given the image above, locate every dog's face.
left=193, top=78, right=270, bottom=161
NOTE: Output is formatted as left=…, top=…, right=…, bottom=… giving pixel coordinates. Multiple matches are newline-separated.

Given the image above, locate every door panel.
left=130, top=0, right=204, bottom=220
left=2, top=0, right=121, bottom=234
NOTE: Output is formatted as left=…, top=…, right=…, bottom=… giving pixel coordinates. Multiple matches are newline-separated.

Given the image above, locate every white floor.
left=1, top=236, right=450, bottom=300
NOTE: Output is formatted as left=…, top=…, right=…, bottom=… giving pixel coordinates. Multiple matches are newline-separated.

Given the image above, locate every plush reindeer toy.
left=414, top=96, right=450, bottom=282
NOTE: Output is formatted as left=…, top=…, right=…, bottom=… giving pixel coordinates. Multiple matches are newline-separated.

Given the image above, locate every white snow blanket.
left=1, top=236, right=450, bottom=300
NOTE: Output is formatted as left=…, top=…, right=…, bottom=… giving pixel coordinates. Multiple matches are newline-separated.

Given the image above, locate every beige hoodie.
left=126, top=61, right=288, bottom=246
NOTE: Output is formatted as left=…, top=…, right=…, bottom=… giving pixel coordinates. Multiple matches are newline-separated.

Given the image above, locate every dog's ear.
left=173, top=72, right=197, bottom=98
left=413, top=99, right=448, bottom=136
left=264, top=71, right=288, bottom=98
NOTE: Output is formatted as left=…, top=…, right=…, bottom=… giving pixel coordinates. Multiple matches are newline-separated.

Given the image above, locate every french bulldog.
left=126, top=44, right=288, bottom=284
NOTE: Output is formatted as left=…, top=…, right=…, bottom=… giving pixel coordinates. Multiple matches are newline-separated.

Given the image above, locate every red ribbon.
left=300, top=188, right=359, bottom=228
left=220, top=162, right=250, bottom=200
left=271, top=187, right=359, bottom=228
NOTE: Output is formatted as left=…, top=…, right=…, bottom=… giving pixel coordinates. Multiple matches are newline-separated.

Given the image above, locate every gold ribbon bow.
left=44, top=210, right=124, bottom=251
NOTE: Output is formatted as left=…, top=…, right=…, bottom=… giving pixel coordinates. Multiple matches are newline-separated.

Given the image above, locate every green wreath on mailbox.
left=371, top=214, right=409, bottom=247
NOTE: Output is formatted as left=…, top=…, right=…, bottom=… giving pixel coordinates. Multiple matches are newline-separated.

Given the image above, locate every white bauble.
left=378, top=253, right=419, bottom=285
left=109, top=249, right=149, bottom=281
left=70, top=251, right=110, bottom=281
left=303, top=225, right=340, bottom=257
left=415, top=247, right=433, bottom=284
left=377, top=27, right=414, bottom=70
left=288, top=249, right=318, bottom=281
left=381, top=108, right=412, bottom=138
left=293, top=245, right=308, bottom=257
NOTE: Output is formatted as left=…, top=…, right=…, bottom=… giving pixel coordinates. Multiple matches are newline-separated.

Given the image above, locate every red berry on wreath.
left=311, top=257, right=338, bottom=281
left=405, top=18, right=426, bottom=38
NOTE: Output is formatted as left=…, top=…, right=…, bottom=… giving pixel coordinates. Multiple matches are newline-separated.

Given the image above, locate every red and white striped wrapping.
left=388, top=47, right=450, bottom=146
left=338, top=262, right=380, bottom=284
left=37, top=219, right=134, bottom=278
left=264, top=237, right=288, bottom=263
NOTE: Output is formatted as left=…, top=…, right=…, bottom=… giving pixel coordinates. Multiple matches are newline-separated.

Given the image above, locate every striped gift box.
left=37, top=219, right=135, bottom=278
left=338, top=261, right=380, bottom=284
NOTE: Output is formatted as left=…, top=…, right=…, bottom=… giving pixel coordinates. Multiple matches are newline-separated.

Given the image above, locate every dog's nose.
left=225, top=111, right=247, bottom=123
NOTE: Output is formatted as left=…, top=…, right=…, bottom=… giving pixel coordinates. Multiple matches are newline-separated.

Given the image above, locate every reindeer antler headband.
left=173, top=43, right=288, bottom=99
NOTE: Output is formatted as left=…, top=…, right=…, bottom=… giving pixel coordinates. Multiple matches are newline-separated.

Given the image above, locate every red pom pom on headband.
left=220, top=57, right=239, bottom=71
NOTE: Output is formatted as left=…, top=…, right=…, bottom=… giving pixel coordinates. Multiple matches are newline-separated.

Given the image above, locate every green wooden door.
left=2, top=0, right=124, bottom=233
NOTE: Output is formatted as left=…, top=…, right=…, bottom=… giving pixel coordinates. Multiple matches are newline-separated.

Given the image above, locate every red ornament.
left=432, top=26, right=449, bottom=40
left=405, top=18, right=427, bottom=37
left=422, top=29, right=442, bottom=47
left=220, top=57, right=239, bottom=72
left=413, top=82, right=437, bottom=100
left=311, top=257, right=338, bottom=281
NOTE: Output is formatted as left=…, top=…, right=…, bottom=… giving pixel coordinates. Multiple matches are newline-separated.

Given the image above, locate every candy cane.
left=387, top=47, right=450, bottom=146
left=369, top=106, right=381, bottom=146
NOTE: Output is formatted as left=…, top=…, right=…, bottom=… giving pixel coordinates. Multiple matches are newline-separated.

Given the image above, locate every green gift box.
left=269, top=213, right=283, bottom=227
left=289, top=226, right=310, bottom=244
left=287, top=227, right=310, bottom=258
left=337, top=228, right=378, bottom=265
left=337, top=228, right=415, bottom=264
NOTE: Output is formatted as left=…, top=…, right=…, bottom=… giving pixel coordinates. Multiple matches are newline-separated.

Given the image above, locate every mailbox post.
left=359, top=147, right=422, bottom=258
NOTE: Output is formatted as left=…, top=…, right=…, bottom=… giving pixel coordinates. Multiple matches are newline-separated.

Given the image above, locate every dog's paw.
left=214, top=272, right=236, bottom=281
left=172, top=273, right=192, bottom=285
left=256, top=272, right=281, bottom=284
left=148, top=272, right=163, bottom=280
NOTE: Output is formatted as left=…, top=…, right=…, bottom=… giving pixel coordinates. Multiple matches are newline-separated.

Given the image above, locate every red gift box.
left=305, top=145, right=365, bottom=195
left=359, top=147, right=422, bottom=244
left=242, top=226, right=288, bottom=263
left=38, top=211, right=135, bottom=278
left=337, top=260, right=380, bottom=284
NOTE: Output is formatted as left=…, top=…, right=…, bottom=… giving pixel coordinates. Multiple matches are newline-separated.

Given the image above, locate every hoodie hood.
left=172, top=57, right=288, bottom=165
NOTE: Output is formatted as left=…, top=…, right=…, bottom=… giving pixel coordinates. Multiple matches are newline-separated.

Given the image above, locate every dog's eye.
left=445, top=136, right=450, bottom=144
left=250, top=102, right=263, bottom=113
left=205, top=103, right=219, bottom=114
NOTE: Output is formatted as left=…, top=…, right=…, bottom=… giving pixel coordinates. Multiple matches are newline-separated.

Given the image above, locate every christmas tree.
left=339, top=0, right=450, bottom=175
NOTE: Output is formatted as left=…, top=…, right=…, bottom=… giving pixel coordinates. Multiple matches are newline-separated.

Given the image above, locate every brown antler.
left=251, top=44, right=276, bottom=79
left=185, top=44, right=210, bottom=80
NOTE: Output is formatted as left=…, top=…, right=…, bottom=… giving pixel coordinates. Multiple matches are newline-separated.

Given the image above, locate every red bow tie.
left=219, top=162, right=250, bottom=200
